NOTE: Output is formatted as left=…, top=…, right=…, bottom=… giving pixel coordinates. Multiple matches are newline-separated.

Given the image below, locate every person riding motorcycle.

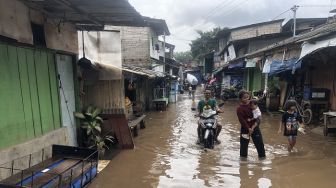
left=197, top=89, right=223, bottom=144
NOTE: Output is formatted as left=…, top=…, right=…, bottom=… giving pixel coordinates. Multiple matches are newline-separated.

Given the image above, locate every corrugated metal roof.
left=122, top=65, right=165, bottom=78
left=20, top=0, right=144, bottom=29
left=246, top=21, right=336, bottom=58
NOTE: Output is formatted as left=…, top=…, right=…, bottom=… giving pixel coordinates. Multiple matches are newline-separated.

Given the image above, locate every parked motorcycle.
left=221, top=87, right=238, bottom=100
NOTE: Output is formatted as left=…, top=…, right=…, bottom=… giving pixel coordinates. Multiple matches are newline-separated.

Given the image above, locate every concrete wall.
left=45, top=19, right=78, bottom=54
left=230, top=22, right=282, bottom=41
left=0, top=0, right=32, bottom=44
left=0, top=0, right=78, bottom=54
left=0, top=127, right=69, bottom=180
left=106, top=25, right=152, bottom=68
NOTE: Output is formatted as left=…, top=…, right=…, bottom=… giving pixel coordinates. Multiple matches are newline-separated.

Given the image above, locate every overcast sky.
left=129, top=0, right=336, bottom=52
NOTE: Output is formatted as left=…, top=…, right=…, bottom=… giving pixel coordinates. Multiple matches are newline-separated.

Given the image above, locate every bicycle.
left=284, top=88, right=312, bottom=125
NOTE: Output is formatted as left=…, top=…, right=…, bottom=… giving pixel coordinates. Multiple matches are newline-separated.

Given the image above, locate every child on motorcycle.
left=197, top=90, right=223, bottom=144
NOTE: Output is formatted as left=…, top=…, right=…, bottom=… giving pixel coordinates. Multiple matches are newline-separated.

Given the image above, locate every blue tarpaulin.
left=269, top=58, right=300, bottom=76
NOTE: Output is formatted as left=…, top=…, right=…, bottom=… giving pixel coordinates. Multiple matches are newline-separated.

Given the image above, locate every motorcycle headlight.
left=206, top=123, right=212, bottom=127
left=204, top=119, right=215, bottom=124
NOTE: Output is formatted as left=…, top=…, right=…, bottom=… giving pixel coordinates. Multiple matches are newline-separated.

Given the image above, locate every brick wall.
left=106, top=26, right=152, bottom=68
left=230, top=22, right=282, bottom=41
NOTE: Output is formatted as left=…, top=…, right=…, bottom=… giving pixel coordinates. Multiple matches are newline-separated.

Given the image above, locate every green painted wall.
left=0, top=43, right=61, bottom=149
left=246, top=68, right=263, bottom=92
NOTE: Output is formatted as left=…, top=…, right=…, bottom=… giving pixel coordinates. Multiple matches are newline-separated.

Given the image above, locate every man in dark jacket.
left=236, top=90, right=265, bottom=158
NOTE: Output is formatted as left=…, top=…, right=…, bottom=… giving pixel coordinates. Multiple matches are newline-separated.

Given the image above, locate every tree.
left=174, top=51, right=193, bottom=63
left=190, top=27, right=224, bottom=59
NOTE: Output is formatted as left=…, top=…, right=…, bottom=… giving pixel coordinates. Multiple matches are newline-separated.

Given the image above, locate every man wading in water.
left=236, top=90, right=266, bottom=159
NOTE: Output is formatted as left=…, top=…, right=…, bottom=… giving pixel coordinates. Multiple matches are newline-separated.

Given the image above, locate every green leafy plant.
left=75, top=107, right=116, bottom=153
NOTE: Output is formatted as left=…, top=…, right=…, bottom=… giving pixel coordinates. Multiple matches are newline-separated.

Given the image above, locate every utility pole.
left=291, top=5, right=299, bottom=37
left=163, top=31, right=166, bottom=73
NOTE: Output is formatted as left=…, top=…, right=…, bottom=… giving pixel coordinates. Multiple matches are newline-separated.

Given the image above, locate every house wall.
left=218, top=38, right=228, bottom=52
left=230, top=22, right=282, bottom=41
left=136, top=77, right=154, bottom=110
left=106, top=25, right=152, bottom=68
left=0, top=44, right=63, bottom=150
left=0, top=127, right=69, bottom=180
left=248, top=36, right=289, bottom=54
left=0, top=0, right=78, bottom=54
left=83, top=79, right=125, bottom=109
left=311, top=59, right=336, bottom=109
left=0, top=0, right=79, bottom=167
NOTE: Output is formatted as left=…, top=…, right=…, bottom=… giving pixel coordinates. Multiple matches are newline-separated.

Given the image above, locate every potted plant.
left=75, top=107, right=116, bottom=156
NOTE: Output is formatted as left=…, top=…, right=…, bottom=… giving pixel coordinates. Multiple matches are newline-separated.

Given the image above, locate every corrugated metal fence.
left=0, top=43, right=61, bottom=149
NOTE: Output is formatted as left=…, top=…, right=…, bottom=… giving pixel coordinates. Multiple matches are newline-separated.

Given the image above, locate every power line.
left=184, top=0, right=243, bottom=33
left=300, top=4, right=336, bottom=7
left=204, top=0, right=236, bottom=18
left=272, top=8, right=292, bottom=20
left=214, top=0, right=249, bottom=19
left=204, top=0, right=237, bottom=19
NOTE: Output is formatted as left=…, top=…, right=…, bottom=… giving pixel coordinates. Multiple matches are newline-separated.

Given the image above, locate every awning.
left=151, top=57, right=180, bottom=68
left=228, top=60, right=245, bottom=69
left=94, top=63, right=122, bottom=80
left=269, top=58, right=298, bottom=76
left=212, top=64, right=229, bottom=75
left=94, top=63, right=163, bottom=78
left=292, top=35, right=336, bottom=73
left=122, top=65, right=165, bottom=78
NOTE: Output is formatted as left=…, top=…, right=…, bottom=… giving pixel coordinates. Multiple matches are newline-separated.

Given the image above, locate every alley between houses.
left=90, top=91, right=336, bottom=188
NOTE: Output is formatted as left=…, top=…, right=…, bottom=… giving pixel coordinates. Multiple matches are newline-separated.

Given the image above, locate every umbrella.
left=186, top=74, right=198, bottom=85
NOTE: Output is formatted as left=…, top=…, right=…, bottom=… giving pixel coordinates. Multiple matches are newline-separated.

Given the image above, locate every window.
left=31, top=23, right=46, bottom=46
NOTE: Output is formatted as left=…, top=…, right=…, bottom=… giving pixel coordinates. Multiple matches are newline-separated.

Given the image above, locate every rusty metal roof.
left=123, top=65, right=165, bottom=78
left=246, top=21, right=336, bottom=58
left=21, top=0, right=144, bottom=29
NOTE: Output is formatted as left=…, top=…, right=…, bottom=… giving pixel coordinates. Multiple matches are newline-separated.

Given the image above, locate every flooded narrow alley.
left=90, top=92, right=336, bottom=188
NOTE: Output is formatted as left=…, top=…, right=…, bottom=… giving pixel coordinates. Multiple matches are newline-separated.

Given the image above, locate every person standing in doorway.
left=236, top=90, right=266, bottom=159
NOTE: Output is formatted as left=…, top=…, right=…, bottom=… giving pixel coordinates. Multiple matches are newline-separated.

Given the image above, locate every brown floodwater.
left=89, top=92, right=336, bottom=188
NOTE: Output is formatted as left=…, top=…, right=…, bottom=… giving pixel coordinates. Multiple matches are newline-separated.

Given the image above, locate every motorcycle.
left=221, top=84, right=242, bottom=100
left=196, top=103, right=224, bottom=149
